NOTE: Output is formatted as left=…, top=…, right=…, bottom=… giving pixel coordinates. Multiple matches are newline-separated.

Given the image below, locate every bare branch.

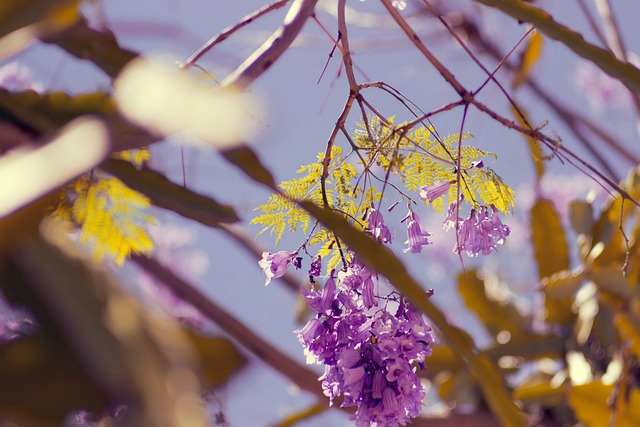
left=222, top=0, right=319, bottom=90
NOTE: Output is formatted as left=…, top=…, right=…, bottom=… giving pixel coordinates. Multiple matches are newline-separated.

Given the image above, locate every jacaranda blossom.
left=259, top=250, right=297, bottom=285
left=403, top=211, right=432, bottom=254
left=454, top=205, right=511, bottom=257
left=366, top=206, right=392, bottom=244
left=419, top=180, right=452, bottom=203
left=294, top=254, right=434, bottom=427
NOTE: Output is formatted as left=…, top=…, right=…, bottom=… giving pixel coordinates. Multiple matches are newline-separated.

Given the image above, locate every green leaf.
left=472, top=0, right=640, bottom=92
left=102, top=159, right=240, bottom=227
left=531, top=198, right=573, bottom=324
left=458, top=270, right=530, bottom=336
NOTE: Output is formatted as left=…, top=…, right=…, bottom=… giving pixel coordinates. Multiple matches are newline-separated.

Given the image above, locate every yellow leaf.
left=569, top=381, right=640, bottom=427
left=511, top=103, right=544, bottom=181
left=531, top=198, right=573, bottom=324
left=513, top=30, right=543, bottom=88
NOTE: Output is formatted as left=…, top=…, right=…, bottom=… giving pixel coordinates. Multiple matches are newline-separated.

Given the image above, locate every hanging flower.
left=259, top=250, right=297, bottom=285
left=366, top=206, right=392, bottom=244
left=403, top=211, right=432, bottom=254
left=419, top=180, right=452, bottom=203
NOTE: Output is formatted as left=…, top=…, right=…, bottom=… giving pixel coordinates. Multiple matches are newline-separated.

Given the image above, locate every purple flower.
left=453, top=205, right=511, bottom=257
left=259, top=250, right=297, bottom=285
left=403, top=211, right=432, bottom=253
left=295, top=257, right=434, bottom=427
left=442, top=196, right=463, bottom=231
left=366, top=206, right=392, bottom=244
left=308, top=256, right=322, bottom=279
left=419, top=180, right=452, bottom=203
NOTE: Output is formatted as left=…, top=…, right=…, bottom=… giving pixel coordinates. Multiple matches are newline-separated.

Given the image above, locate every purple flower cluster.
left=295, top=257, right=434, bottom=426
left=444, top=202, right=511, bottom=257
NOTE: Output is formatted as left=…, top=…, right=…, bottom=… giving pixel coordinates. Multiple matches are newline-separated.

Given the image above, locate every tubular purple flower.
left=366, top=206, right=392, bottom=244
left=442, top=195, right=463, bottom=230
left=490, top=204, right=511, bottom=244
left=419, top=180, right=452, bottom=202
left=320, top=276, right=337, bottom=314
left=403, top=211, right=432, bottom=253
left=343, top=365, right=366, bottom=386
left=362, top=276, right=377, bottom=309
left=372, top=370, right=386, bottom=399
left=259, top=250, right=296, bottom=285
left=295, top=317, right=323, bottom=346
left=337, top=348, right=361, bottom=369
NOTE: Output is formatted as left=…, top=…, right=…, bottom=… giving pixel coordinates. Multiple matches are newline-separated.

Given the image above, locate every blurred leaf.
left=512, top=30, right=543, bottom=89
left=541, top=268, right=584, bottom=300
left=101, top=159, right=240, bottom=226
left=3, top=220, right=210, bottom=427
left=271, top=402, right=326, bottom=427
left=513, top=376, right=566, bottom=406
left=569, top=200, right=594, bottom=237
left=592, top=301, right=618, bottom=350
left=0, top=89, right=156, bottom=152
left=569, top=381, right=640, bottom=426
left=436, top=370, right=478, bottom=406
left=615, top=311, right=640, bottom=360
left=531, top=198, right=573, bottom=324
left=458, top=270, right=530, bottom=336
left=511, top=104, right=544, bottom=181
left=0, top=0, right=78, bottom=36
left=0, top=332, right=107, bottom=426
left=186, top=331, right=245, bottom=388
left=0, top=0, right=80, bottom=57
left=42, top=17, right=137, bottom=78
left=485, top=333, right=564, bottom=361
left=425, top=345, right=464, bottom=376
left=590, top=264, right=632, bottom=300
